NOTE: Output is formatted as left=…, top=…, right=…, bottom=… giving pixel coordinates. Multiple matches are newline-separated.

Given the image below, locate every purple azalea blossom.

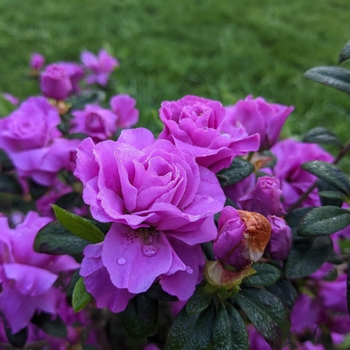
left=223, top=95, right=294, bottom=150
left=71, top=104, right=118, bottom=142
left=75, top=128, right=224, bottom=306
left=158, top=95, right=260, bottom=173
left=110, top=94, right=139, bottom=128
left=0, top=97, right=80, bottom=187
left=57, top=62, right=85, bottom=94
left=81, top=49, right=119, bottom=86
left=0, top=212, right=79, bottom=333
left=40, top=64, right=73, bottom=100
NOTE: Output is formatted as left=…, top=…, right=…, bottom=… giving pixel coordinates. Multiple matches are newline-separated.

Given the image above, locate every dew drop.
left=117, top=257, right=127, bottom=265
left=142, top=244, right=157, bottom=257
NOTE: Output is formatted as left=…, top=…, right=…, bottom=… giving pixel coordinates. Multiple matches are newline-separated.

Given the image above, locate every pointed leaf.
left=145, top=282, right=178, bottom=301
left=317, top=180, right=344, bottom=207
left=72, top=276, right=92, bottom=312
left=339, top=40, right=350, bottom=64
left=302, top=127, right=343, bottom=147
left=302, top=161, right=350, bottom=195
left=304, top=66, right=350, bottom=95
left=236, top=288, right=290, bottom=350
left=52, top=204, right=105, bottom=243
left=285, top=207, right=315, bottom=240
left=5, top=324, right=28, bottom=349
left=298, top=206, right=350, bottom=236
left=266, top=279, right=298, bottom=309
left=34, top=220, right=90, bottom=255
left=67, top=90, right=106, bottom=110
left=285, top=236, right=333, bottom=278
left=212, top=300, right=249, bottom=350
left=31, top=312, right=67, bottom=338
left=66, top=269, right=81, bottom=305
left=243, top=263, right=280, bottom=287
left=119, top=294, right=158, bottom=340
left=318, top=190, right=345, bottom=200
left=186, top=285, right=214, bottom=315
left=217, top=157, right=254, bottom=187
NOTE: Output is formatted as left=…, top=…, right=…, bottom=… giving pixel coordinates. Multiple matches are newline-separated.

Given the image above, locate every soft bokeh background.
left=1, top=0, right=349, bottom=141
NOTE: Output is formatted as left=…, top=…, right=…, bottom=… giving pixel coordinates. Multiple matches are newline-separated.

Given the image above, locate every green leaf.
left=217, top=157, right=254, bottom=187
left=302, top=127, right=343, bottom=147
left=34, top=220, right=91, bottom=255
left=165, top=301, right=215, bottom=350
left=298, top=206, right=350, bottom=236
left=236, top=288, right=290, bottom=350
left=266, top=279, right=298, bottom=309
left=66, top=269, right=81, bottom=305
left=243, top=263, right=280, bottom=287
left=66, top=132, right=88, bottom=140
left=201, top=241, right=215, bottom=261
left=318, top=190, right=345, bottom=200
left=285, top=207, right=315, bottom=239
left=302, top=161, right=350, bottom=196
left=339, top=40, right=350, bottom=64
left=120, top=294, right=158, bottom=340
left=212, top=300, right=249, bottom=350
left=0, top=173, right=22, bottom=194
left=145, top=282, right=178, bottom=301
left=72, top=277, right=92, bottom=312
left=67, top=90, right=106, bottom=110
left=317, top=180, right=344, bottom=207
left=31, top=312, right=67, bottom=338
left=186, top=285, right=214, bottom=315
left=5, top=324, right=28, bottom=349
left=285, top=236, right=333, bottom=279
left=52, top=204, right=105, bottom=243
left=28, top=178, right=49, bottom=200
left=55, top=191, right=84, bottom=211
left=304, top=66, right=350, bottom=95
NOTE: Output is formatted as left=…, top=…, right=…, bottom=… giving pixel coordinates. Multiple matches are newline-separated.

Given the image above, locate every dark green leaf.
left=285, top=235, right=333, bottom=279
left=5, top=324, right=28, bottom=349
left=165, top=301, right=215, bottom=350
left=317, top=180, right=344, bottom=207
left=31, top=312, right=67, bottom=338
left=302, top=161, right=350, bottom=195
left=0, top=173, right=22, bottom=194
left=72, top=277, right=92, bottom=312
left=28, top=178, right=49, bottom=200
left=66, top=132, right=88, bottom=140
left=34, top=220, right=91, bottom=255
left=0, top=149, right=13, bottom=171
left=212, top=301, right=249, bottom=350
left=339, top=40, right=350, bottom=64
left=120, top=294, right=158, bottom=340
left=318, top=190, right=345, bottom=200
left=304, top=66, right=350, bottom=95
left=326, top=250, right=343, bottom=265
left=66, top=269, right=81, bottom=305
left=302, top=127, right=343, bottom=147
left=217, top=157, right=254, bottom=187
left=266, top=279, right=298, bottom=309
left=201, top=241, right=215, bottom=261
left=347, top=260, right=350, bottom=314
left=186, top=285, right=214, bottom=314
left=298, top=206, right=350, bottom=236
left=243, top=263, right=280, bottom=287
left=67, top=90, right=106, bottom=110
left=236, top=288, right=290, bottom=350
left=285, top=207, right=315, bottom=240
left=145, top=282, right=178, bottom=301
left=53, top=204, right=105, bottom=243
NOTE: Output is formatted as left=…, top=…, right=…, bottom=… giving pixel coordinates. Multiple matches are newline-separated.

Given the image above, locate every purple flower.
left=213, top=207, right=271, bottom=270
left=158, top=95, right=260, bottom=173
left=81, top=49, right=119, bottom=86
left=110, top=94, right=139, bottom=128
left=71, top=104, right=118, bottom=142
left=239, top=176, right=284, bottom=216
left=265, top=139, right=333, bottom=210
left=0, top=97, right=80, bottom=186
left=2, top=93, right=19, bottom=105
left=265, top=215, right=292, bottom=260
left=0, top=212, right=79, bottom=333
left=40, top=64, right=73, bottom=100
left=30, top=53, right=45, bottom=71
left=57, top=62, right=84, bottom=94
left=223, top=95, right=294, bottom=150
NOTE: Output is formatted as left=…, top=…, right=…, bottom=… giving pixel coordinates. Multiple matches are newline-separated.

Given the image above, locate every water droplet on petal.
left=117, top=257, right=126, bottom=265
left=142, top=244, right=157, bottom=257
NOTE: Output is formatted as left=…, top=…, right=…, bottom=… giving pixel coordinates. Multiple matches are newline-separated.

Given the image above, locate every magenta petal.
left=102, top=224, right=174, bottom=293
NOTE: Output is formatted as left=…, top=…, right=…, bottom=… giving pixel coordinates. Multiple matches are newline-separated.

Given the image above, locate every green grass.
left=0, top=0, right=350, bottom=155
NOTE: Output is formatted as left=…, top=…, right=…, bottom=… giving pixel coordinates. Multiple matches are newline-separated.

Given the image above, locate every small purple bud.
left=30, top=53, right=45, bottom=71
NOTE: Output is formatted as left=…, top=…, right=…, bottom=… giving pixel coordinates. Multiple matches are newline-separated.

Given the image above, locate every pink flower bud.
left=40, top=64, right=72, bottom=100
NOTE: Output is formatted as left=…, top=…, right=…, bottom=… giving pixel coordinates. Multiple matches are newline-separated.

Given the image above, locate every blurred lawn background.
left=0, top=0, right=349, bottom=150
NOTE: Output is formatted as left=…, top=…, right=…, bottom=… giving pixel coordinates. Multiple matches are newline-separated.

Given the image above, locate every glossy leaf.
left=217, top=157, right=254, bottom=187
left=67, top=90, right=106, bottom=110
left=52, top=204, right=105, bottom=243
left=120, top=294, right=158, bottom=340
left=317, top=180, right=344, bottom=207
left=285, top=207, right=315, bottom=240
left=304, top=66, right=350, bottom=95
left=186, top=285, right=214, bottom=315
left=72, top=276, right=92, bottom=312
left=339, top=40, right=350, bottom=64
left=302, top=127, right=342, bottom=147
left=266, top=279, right=298, bottom=309
left=34, top=220, right=90, bottom=255
left=302, top=161, right=350, bottom=195
left=31, top=312, right=67, bottom=338
left=298, top=206, right=350, bottom=236
left=243, top=263, right=280, bottom=287
left=212, top=300, right=249, bottom=350
left=236, top=288, right=290, bottom=350
left=285, top=235, right=333, bottom=278
left=66, top=269, right=81, bottom=305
